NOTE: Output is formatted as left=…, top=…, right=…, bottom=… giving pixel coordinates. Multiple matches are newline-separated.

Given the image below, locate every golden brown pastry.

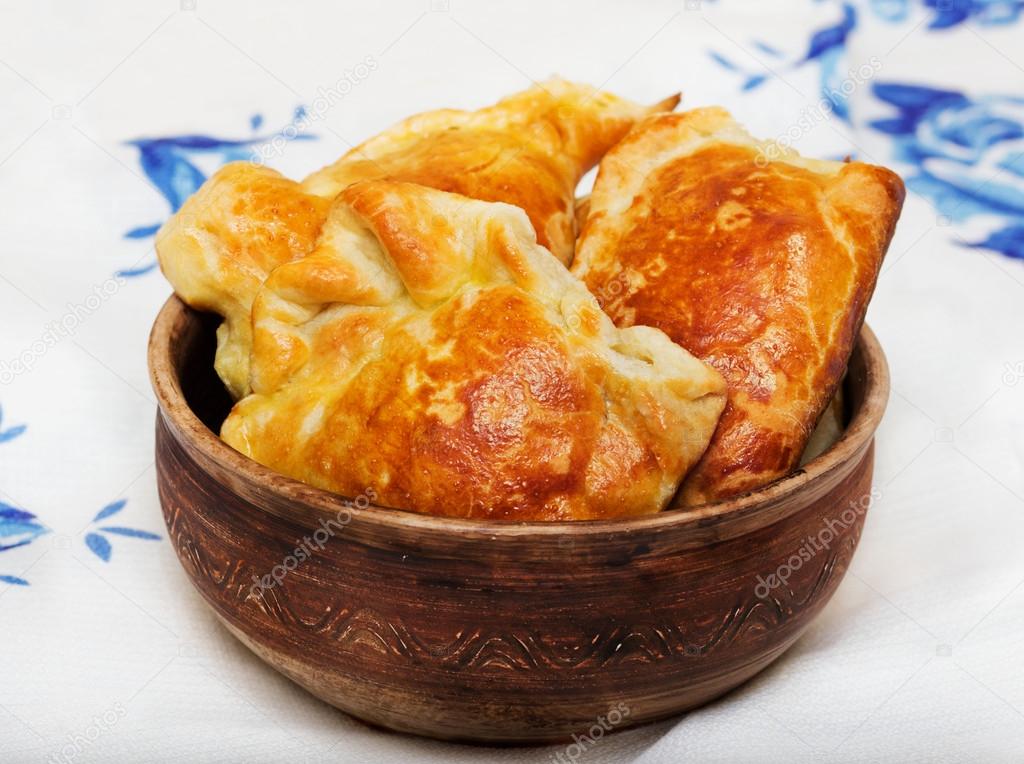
left=572, top=107, right=904, bottom=506
left=302, top=78, right=679, bottom=264
left=223, top=180, right=727, bottom=521
left=574, top=194, right=591, bottom=234
left=155, top=164, right=331, bottom=399
left=158, top=80, right=676, bottom=400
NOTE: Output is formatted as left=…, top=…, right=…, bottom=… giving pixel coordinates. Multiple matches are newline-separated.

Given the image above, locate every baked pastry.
left=302, top=78, right=679, bottom=264
left=158, top=80, right=676, bottom=399
left=572, top=107, right=904, bottom=506
left=155, top=164, right=331, bottom=399
left=222, top=180, right=727, bottom=521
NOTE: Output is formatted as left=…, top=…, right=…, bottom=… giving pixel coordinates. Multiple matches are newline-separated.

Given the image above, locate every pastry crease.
left=224, top=181, right=726, bottom=520
left=573, top=107, right=904, bottom=505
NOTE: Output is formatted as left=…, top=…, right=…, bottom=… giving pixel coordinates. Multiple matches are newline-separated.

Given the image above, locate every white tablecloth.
left=2, top=1, right=1023, bottom=761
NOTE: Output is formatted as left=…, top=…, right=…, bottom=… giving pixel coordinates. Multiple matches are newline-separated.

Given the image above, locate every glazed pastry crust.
left=573, top=107, right=904, bottom=506
left=302, top=78, right=679, bottom=264
left=223, top=180, right=727, bottom=521
left=155, top=163, right=330, bottom=399
left=157, top=80, right=677, bottom=400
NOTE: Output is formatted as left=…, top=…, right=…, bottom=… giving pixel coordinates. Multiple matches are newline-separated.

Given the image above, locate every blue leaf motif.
left=0, top=505, right=36, bottom=522
left=124, top=223, right=162, bottom=239
left=0, top=575, right=29, bottom=586
left=708, top=51, right=738, bottom=71
left=742, top=74, right=767, bottom=91
left=752, top=40, right=783, bottom=58
left=965, top=224, right=1024, bottom=260
left=927, top=0, right=970, bottom=28
left=93, top=500, right=127, bottom=523
left=99, top=526, right=160, bottom=540
left=873, top=83, right=964, bottom=110
left=0, top=504, right=48, bottom=551
left=0, top=424, right=26, bottom=443
left=86, top=533, right=112, bottom=562
left=869, top=117, right=920, bottom=135
left=803, top=3, right=856, bottom=62
left=116, top=261, right=160, bottom=279
left=0, top=405, right=26, bottom=443
left=143, top=151, right=207, bottom=214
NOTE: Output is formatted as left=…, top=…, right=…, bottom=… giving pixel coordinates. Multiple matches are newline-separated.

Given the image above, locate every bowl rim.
left=149, top=295, right=889, bottom=539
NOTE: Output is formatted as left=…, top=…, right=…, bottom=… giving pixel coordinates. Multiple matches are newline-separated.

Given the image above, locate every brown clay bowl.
left=148, top=295, right=889, bottom=745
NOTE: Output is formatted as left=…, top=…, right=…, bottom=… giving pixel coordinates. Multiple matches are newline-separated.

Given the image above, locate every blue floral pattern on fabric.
left=0, top=405, right=39, bottom=586
left=871, top=83, right=1024, bottom=259
left=0, top=404, right=26, bottom=444
left=0, top=504, right=48, bottom=586
left=83, top=500, right=160, bottom=563
left=120, top=110, right=315, bottom=277
left=869, top=0, right=1023, bottom=28
left=709, top=2, right=858, bottom=120
left=0, top=504, right=48, bottom=553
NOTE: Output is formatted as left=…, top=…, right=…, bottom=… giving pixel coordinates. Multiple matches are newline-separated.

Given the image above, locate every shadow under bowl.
left=148, top=295, right=889, bottom=745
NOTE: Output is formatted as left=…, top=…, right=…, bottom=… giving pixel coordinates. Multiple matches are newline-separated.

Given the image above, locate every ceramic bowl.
left=149, top=295, right=889, bottom=744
